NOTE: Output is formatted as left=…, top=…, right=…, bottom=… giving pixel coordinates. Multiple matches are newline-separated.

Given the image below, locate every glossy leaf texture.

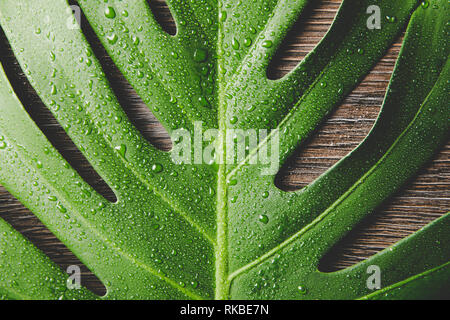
left=0, top=0, right=448, bottom=300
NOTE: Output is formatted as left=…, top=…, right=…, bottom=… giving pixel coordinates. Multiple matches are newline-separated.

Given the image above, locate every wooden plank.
left=0, top=0, right=448, bottom=295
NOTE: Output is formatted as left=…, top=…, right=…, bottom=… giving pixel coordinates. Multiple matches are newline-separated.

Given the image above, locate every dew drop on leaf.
left=262, top=40, right=273, bottom=48
left=232, top=38, right=240, bottom=50
left=57, top=202, right=67, bottom=214
left=219, top=11, right=227, bottom=22
left=104, top=6, right=116, bottom=19
left=244, top=38, right=252, bottom=47
left=107, top=34, right=118, bottom=44
left=115, top=144, right=127, bottom=159
left=258, top=214, right=269, bottom=224
left=298, top=285, right=307, bottom=295
left=151, top=163, right=163, bottom=173
left=421, top=1, right=429, bottom=8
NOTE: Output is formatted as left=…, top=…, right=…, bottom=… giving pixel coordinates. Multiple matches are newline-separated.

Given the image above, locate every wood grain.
left=0, top=0, right=448, bottom=296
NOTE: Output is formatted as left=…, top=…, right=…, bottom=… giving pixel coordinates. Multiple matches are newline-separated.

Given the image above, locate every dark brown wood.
left=0, top=0, right=448, bottom=295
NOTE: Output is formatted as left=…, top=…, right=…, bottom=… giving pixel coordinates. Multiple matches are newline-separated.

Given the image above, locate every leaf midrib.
left=214, top=0, right=230, bottom=300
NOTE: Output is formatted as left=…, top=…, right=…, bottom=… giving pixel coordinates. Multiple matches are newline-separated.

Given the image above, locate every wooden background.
left=0, top=0, right=448, bottom=296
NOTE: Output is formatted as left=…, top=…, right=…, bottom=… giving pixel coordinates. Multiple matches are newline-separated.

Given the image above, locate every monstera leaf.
left=0, top=0, right=448, bottom=300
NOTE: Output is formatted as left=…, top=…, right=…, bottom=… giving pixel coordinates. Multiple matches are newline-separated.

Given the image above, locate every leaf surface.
left=0, top=0, right=448, bottom=299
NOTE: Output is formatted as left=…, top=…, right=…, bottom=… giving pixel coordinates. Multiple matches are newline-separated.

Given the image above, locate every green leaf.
left=0, top=219, right=96, bottom=300
left=0, top=0, right=448, bottom=299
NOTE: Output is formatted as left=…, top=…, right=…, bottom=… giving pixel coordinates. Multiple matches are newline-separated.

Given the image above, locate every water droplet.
left=105, top=6, right=116, bottom=19
left=258, top=214, right=269, bottom=224
left=57, top=202, right=67, bottom=213
left=420, top=1, right=429, bottom=8
left=151, top=163, right=163, bottom=173
left=262, top=191, right=269, bottom=198
left=230, top=116, right=238, bottom=124
left=132, top=36, right=140, bottom=45
left=298, top=285, right=307, bottom=295
left=243, top=38, right=252, bottom=47
left=51, top=84, right=58, bottom=95
left=232, top=38, right=240, bottom=50
left=262, top=40, right=273, bottom=48
left=115, top=144, right=127, bottom=159
left=107, top=34, right=118, bottom=44
left=219, top=11, right=227, bottom=22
